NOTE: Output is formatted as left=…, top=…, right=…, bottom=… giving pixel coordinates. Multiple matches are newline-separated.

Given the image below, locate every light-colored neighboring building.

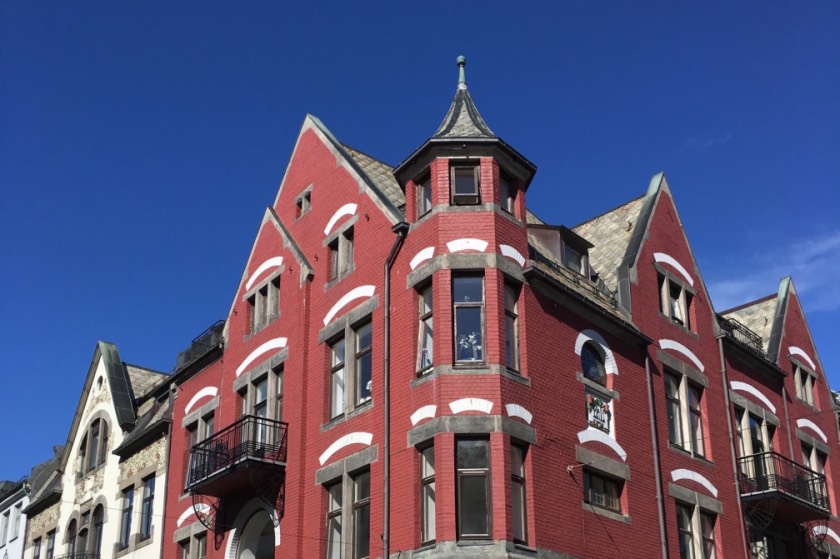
left=24, top=341, right=170, bottom=559
left=1, top=480, right=28, bottom=559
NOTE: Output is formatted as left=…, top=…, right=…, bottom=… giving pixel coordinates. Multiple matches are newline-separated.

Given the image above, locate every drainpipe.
left=718, top=337, right=751, bottom=558
left=383, top=221, right=409, bottom=559
left=645, top=354, right=670, bottom=559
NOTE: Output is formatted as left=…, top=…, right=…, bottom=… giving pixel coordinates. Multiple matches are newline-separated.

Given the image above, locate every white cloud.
left=708, top=231, right=840, bottom=312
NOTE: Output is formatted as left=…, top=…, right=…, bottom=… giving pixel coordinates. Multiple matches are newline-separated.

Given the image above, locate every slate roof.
left=126, top=364, right=168, bottom=415
left=572, top=196, right=645, bottom=293
left=341, top=145, right=405, bottom=208
left=433, top=86, right=495, bottom=139
left=722, top=295, right=778, bottom=353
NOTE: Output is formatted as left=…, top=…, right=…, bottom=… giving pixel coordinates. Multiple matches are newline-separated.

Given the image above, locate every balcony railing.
left=175, top=320, right=224, bottom=372
left=187, top=415, right=288, bottom=493
left=720, top=317, right=766, bottom=358
left=737, top=451, right=830, bottom=519
left=55, top=553, right=100, bottom=559
left=528, top=246, right=618, bottom=307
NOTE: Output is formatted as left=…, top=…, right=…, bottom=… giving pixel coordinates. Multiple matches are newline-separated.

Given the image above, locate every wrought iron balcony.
left=187, top=415, right=288, bottom=498
left=175, top=320, right=224, bottom=372
left=737, top=451, right=830, bottom=522
left=720, top=317, right=766, bottom=358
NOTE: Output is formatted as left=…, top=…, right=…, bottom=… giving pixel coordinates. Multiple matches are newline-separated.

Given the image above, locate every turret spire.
left=433, top=55, right=495, bottom=138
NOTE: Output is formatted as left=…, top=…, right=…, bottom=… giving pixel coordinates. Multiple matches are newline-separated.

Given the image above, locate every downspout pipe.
left=383, top=221, right=409, bottom=559
left=718, top=337, right=751, bottom=558
left=645, top=354, right=670, bottom=559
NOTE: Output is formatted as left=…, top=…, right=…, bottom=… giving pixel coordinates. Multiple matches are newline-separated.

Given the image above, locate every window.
left=45, top=531, right=55, bottom=559
left=456, top=438, right=490, bottom=539
left=581, top=342, right=606, bottom=384
left=275, top=366, right=284, bottom=422
left=352, top=471, right=370, bottom=559
left=417, top=174, right=432, bottom=217
left=499, top=173, right=515, bottom=214
left=564, top=245, right=584, bottom=275
left=66, top=519, right=77, bottom=554
left=329, top=228, right=355, bottom=282
left=665, top=372, right=705, bottom=457
left=504, top=283, right=520, bottom=372
left=802, top=443, right=828, bottom=504
left=583, top=470, right=622, bottom=513
left=659, top=274, right=693, bottom=329
left=330, top=338, right=346, bottom=419
left=248, top=276, right=280, bottom=333
left=11, top=503, right=21, bottom=539
left=325, top=482, right=342, bottom=559
left=33, top=538, right=41, bottom=559
left=419, top=445, right=436, bottom=545
left=417, top=286, right=433, bottom=373
left=185, top=412, right=215, bottom=487
left=793, top=363, right=817, bottom=407
left=1, top=510, right=8, bottom=545
left=92, top=506, right=104, bottom=556
left=120, top=486, right=134, bottom=549
left=511, top=445, right=528, bottom=543
left=677, top=503, right=716, bottom=559
left=329, top=321, right=373, bottom=420
left=140, top=476, right=155, bottom=539
left=324, top=470, right=370, bottom=559
left=179, top=539, right=191, bottom=559
left=196, top=533, right=207, bottom=559
left=296, top=190, right=311, bottom=218
left=451, top=164, right=480, bottom=205
left=453, top=276, right=484, bottom=363
left=78, top=417, right=109, bottom=476
left=734, top=408, right=774, bottom=480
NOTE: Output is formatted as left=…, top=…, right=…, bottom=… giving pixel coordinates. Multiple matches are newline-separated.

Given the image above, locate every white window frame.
left=417, top=285, right=434, bottom=374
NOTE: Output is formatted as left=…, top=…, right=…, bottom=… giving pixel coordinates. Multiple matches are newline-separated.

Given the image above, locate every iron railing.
left=54, top=553, right=100, bottom=559
left=720, top=317, right=766, bottom=358
left=175, top=320, right=224, bottom=372
left=528, top=247, right=618, bottom=307
left=187, top=415, right=288, bottom=489
left=737, top=451, right=829, bottom=511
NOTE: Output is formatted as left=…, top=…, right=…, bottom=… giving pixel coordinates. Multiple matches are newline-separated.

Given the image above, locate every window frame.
left=581, top=341, right=607, bottom=385
left=45, top=530, right=55, bottom=559
left=583, top=469, right=622, bottom=514
left=417, top=285, right=434, bottom=374
left=793, top=362, right=818, bottom=408
left=666, top=371, right=706, bottom=458
left=455, top=438, right=491, bottom=540
left=419, top=444, right=436, bottom=545
left=511, top=444, right=528, bottom=544
left=677, top=502, right=717, bottom=559
left=328, top=227, right=355, bottom=283
left=324, top=469, right=370, bottom=559
left=417, top=173, right=432, bottom=218
left=140, top=475, right=155, bottom=539
left=658, top=273, right=695, bottom=330
left=352, top=470, right=370, bottom=559
left=452, top=275, right=485, bottom=365
left=504, top=283, right=520, bottom=373
left=328, top=319, right=374, bottom=421
left=119, top=486, right=134, bottom=549
left=450, top=163, right=481, bottom=206
left=499, top=172, right=515, bottom=214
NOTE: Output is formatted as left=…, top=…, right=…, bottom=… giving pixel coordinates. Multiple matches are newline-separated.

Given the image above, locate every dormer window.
left=564, top=245, right=585, bottom=275
left=295, top=189, right=311, bottom=219
left=451, top=164, right=480, bottom=205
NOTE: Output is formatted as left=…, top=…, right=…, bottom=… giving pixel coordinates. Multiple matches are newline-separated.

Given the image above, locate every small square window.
left=248, top=276, right=280, bottom=334
left=583, top=470, right=622, bottom=513
left=451, top=165, right=480, bottom=205
left=328, top=228, right=355, bottom=282
left=296, top=190, right=311, bottom=218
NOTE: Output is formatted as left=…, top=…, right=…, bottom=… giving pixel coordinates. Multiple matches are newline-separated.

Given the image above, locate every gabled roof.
left=341, top=144, right=404, bottom=208
left=21, top=446, right=63, bottom=515
left=433, top=57, right=495, bottom=139
left=721, top=293, right=777, bottom=353
left=572, top=196, right=645, bottom=294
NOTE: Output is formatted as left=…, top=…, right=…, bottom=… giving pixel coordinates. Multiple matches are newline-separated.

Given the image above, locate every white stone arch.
left=574, top=329, right=618, bottom=376
left=224, top=498, right=280, bottom=559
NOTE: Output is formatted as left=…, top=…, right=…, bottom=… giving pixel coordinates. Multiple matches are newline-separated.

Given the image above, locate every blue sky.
left=1, top=2, right=838, bottom=480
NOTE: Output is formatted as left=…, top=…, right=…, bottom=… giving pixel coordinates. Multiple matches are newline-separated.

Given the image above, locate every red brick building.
left=161, top=57, right=840, bottom=559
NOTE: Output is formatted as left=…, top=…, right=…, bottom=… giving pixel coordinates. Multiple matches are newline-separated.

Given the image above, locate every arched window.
left=581, top=342, right=606, bottom=384
left=67, top=519, right=77, bottom=554
left=78, top=418, right=110, bottom=475
left=92, top=506, right=104, bottom=555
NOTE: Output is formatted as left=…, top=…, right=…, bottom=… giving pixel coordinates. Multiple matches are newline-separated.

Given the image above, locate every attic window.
left=500, top=173, right=515, bottom=214
left=564, top=245, right=585, bottom=275
left=417, top=174, right=432, bottom=218
left=451, top=164, right=480, bottom=205
left=295, top=190, right=311, bottom=219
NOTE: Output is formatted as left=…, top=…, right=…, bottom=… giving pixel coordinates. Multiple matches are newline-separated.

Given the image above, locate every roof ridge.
left=572, top=195, right=645, bottom=230
left=720, top=292, right=777, bottom=315
left=340, top=143, right=395, bottom=170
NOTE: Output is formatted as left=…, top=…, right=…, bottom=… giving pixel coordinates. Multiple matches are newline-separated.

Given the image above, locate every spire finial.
left=457, top=55, right=467, bottom=90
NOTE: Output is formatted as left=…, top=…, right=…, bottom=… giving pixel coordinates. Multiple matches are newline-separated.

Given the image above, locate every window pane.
left=457, top=440, right=488, bottom=469
left=331, top=368, right=345, bottom=418
left=455, top=307, right=483, bottom=361
left=458, top=475, right=488, bottom=536
left=422, top=481, right=436, bottom=542
left=581, top=343, right=605, bottom=383
left=453, top=168, right=477, bottom=195
left=326, top=517, right=342, bottom=559
left=420, top=317, right=433, bottom=369
left=512, top=479, right=526, bottom=541
left=453, top=277, right=483, bottom=302
left=354, top=503, right=370, bottom=559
